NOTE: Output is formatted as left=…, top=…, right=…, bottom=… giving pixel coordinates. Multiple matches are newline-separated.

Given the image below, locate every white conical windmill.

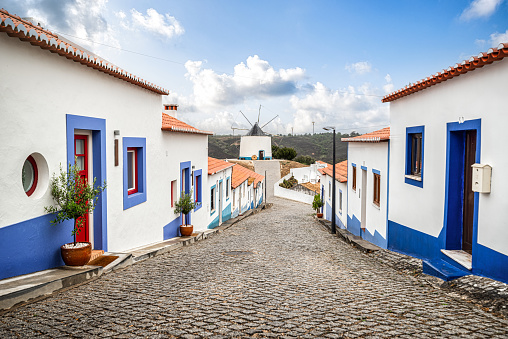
left=238, top=106, right=278, bottom=160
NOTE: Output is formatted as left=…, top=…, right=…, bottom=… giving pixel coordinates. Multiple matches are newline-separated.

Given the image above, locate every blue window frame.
left=405, top=126, right=425, bottom=188
left=226, top=176, right=230, bottom=200
left=194, top=169, right=202, bottom=211
left=123, top=137, right=146, bottom=210
left=351, top=163, right=357, bottom=191
left=210, top=185, right=216, bottom=215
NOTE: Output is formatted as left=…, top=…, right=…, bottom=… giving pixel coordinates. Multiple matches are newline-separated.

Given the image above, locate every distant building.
left=207, top=157, right=234, bottom=229
left=319, top=160, right=348, bottom=230
left=239, top=123, right=272, bottom=160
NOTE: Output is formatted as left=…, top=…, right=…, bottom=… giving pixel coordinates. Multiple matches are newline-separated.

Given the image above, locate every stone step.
left=422, top=259, right=470, bottom=281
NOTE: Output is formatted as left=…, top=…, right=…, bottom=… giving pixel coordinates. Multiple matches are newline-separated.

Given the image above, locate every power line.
left=55, top=31, right=386, bottom=98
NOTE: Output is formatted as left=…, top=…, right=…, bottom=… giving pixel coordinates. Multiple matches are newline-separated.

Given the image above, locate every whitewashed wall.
left=347, top=142, right=389, bottom=242
left=239, top=136, right=272, bottom=159
left=274, top=173, right=315, bottom=204
left=321, top=175, right=348, bottom=229
left=207, top=166, right=233, bottom=227
left=389, top=58, right=508, bottom=256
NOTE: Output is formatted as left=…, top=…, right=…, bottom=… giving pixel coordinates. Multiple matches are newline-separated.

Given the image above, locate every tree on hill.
left=272, top=145, right=297, bottom=160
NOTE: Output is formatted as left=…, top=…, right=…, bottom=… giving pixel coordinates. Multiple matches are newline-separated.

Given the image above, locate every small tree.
left=45, top=160, right=107, bottom=246
left=174, top=191, right=196, bottom=226
left=312, top=194, right=324, bottom=214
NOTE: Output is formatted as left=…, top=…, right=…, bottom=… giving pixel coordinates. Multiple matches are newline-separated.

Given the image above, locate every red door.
left=75, top=135, right=89, bottom=243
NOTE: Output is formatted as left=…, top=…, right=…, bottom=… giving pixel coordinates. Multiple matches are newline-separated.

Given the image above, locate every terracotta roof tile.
left=208, top=157, right=234, bottom=175
left=382, top=43, right=508, bottom=103
left=231, top=164, right=264, bottom=189
left=0, top=8, right=169, bottom=95
left=162, top=113, right=213, bottom=135
left=320, top=160, right=348, bottom=182
left=341, top=127, right=390, bottom=143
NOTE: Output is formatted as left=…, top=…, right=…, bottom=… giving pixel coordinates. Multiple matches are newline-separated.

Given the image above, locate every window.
left=233, top=190, right=236, bottom=208
left=194, top=169, right=202, bottom=211
left=405, top=126, right=425, bottom=188
left=352, top=164, right=357, bottom=191
left=226, top=177, right=230, bottom=199
left=22, top=155, right=38, bottom=197
left=171, top=180, right=177, bottom=207
left=339, top=190, right=343, bottom=213
left=211, top=186, right=216, bottom=212
left=328, top=181, right=331, bottom=199
left=127, top=147, right=138, bottom=195
left=123, top=137, right=146, bottom=210
left=373, top=173, right=380, bottom=206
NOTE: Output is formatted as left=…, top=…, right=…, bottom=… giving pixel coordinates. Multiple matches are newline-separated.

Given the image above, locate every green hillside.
left=208, top=132, right=359, bottom=164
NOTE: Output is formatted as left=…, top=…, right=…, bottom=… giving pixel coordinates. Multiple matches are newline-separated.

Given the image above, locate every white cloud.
left=130, top=8, right=184, bottom=39
left=185, top=55, right=306, bottom=107
left=345, top=61, right=372, bottom=75
left=490, top=29, right=508, bottom=46
left=460, top=0, right=503, bottom=20
left=383, top=74, right=394, bottom=94
left=288, top=82, right=388, bottom=134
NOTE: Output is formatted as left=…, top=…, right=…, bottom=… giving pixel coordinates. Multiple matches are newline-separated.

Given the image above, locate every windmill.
left=238, top=105, right=278, bottom=160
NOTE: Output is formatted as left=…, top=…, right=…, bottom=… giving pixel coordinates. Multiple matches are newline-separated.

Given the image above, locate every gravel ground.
left=1, top=197, right=507, bottom=338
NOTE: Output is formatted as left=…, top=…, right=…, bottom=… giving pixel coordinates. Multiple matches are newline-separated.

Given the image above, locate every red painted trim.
left=74, top=134, right=89, bottom=243
left=127, top=147, right=138, bottom=195
left=25, top=155, right=38, bottom=197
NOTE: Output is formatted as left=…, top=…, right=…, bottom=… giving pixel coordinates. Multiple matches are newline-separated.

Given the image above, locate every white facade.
left=239, top=136, right=272, bottom=160
left=0, top=24, right=209, bottom=280
left=207, top=167, right=233, bottom=229
left=387, top=55, right=508, bottom=283
left=347, top=142, right=389, bottom=248
left=288, top=162, right=327, bottom=184
left=321, top=175, right=348, bottom=230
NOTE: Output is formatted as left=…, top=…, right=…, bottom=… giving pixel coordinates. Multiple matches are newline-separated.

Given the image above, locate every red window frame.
left=171, top=180, right=175, bottom=207
left=352, top=165, right=357, bottom=191
left=127, top=147, right=138, bottom=195
left=24, top=155, right=38, bottom=197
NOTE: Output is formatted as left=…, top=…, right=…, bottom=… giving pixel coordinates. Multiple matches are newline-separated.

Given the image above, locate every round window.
left=22, top=155, right=38, bottom=196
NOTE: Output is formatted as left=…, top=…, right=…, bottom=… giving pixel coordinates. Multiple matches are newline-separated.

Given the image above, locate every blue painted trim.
left=349, top=214, right=387, bottom=248
left=405, top=125, right=425, bottom=188
left=163, top=216, right=181, bottom=240
left=222, top=203, right=231, bottom=222
left=347, top=214, right=361, bottom=236
left=194, top=169, right=202, bottom=212
left=239, top=157, right=252, bottom=160
left=361, top=165, right=367, bottom=171
left=351, top=162, right=356, bottom=167
left=123, top=137, right=147, bottom=210
left=208, top=215, right=220, bottom=229
left=210, top=184, right=216, bottom=216
left=372, top=168, right=380, bottom=175
left=66, top=114, right=107, bottom=250
left=346, top=143, right=349, bottom=226
left=443, top=118, right=481, bottom=256
left=321, top=185, right=324, bottom=213
left=180, top=161, right=192, bottom=225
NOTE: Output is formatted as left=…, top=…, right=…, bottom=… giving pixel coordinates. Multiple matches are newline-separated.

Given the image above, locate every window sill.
left=405, top=174, right=423, bottom=188
left=372, top=202, right=380, bottom=210
left=194, top=202, right=202, bottom=212
left=404, top=174, right=422, bottom=181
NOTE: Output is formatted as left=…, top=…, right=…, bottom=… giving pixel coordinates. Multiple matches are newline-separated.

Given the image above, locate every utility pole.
left=291, top=127, right=294, bottom=136
left=312, top=122, right=315, bottom=135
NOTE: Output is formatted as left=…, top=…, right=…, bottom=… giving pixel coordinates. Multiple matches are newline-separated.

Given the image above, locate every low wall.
left=274, top=173, right=315, bottom=204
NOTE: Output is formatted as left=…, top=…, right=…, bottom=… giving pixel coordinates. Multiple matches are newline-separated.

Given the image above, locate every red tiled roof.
left=382, top=43, right=508, bottom=103
left=208, top=157, right=234, bottom=175
left=341, top=127, right=390, bottom=143
left=231, top=164, right=264, bottom=189
left=319, top=160, right=348, bottom=182
left=0, top=8, right=169, bottom=95
left=161, top=113, right=213, bottom=135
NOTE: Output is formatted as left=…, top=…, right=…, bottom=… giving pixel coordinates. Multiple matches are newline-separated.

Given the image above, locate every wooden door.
left=462, top=130, right=476, bottom=253
left=74, top=135, right=89, bottom=243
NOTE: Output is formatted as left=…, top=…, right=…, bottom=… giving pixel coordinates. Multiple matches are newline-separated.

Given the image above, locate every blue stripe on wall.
left=0, top=214, right=74, bottom=280
left=222, top=203, right=231, bottom=222
left=163, top=216, right=181, bottom=240
left=208, top=215, right=220, bottom=229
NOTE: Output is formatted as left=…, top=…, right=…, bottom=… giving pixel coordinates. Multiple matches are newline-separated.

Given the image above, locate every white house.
left=207, top=157, right=234, bottom=229
left=239, top=123, right=272, bottom=160
left=383, top=42, right=508, bottom=283
left=318, top=160, right=348, bottom=230
left=0, top=9, right=212, bottom=280
left=231, top=164, right=264, bottom=217
left=289, top=161, right=328, bottom=184
left=342, top=128, right=390, bottom=249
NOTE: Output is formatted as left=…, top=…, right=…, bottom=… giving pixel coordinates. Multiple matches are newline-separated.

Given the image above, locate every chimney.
left=22, top=17, right=46, bottom=29
left=163, top=104, right=178, bottom=118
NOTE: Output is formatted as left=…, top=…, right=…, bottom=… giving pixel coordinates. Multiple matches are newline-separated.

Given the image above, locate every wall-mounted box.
left=471, top=163, right=491, bottom=193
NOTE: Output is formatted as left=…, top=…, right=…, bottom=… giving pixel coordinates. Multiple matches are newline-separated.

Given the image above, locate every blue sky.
left=2, top=0, right=507, bottom=134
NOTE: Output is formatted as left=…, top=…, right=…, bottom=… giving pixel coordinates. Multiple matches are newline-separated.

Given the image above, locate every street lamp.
left=323, top=126, right=336, bottom=234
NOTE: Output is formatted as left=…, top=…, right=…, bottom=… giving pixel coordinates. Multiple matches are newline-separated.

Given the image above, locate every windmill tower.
left=238, top=106, right=278, bottom=160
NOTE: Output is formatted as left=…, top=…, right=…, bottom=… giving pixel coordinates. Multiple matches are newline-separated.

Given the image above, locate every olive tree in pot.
left=45, top=160, right=106, bottom=266
left=174, top=191, right=196, bottom=236
left=313, top=193, right=324, bottom=218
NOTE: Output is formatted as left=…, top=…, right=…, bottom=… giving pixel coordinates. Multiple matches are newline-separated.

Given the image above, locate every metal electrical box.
left=471, top=163, right=492, bottom=193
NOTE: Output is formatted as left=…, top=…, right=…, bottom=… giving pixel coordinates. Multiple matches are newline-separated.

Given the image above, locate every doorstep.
left=441, top=249, right=472, bottom=270
left=0, top=265, right=102, bottom=312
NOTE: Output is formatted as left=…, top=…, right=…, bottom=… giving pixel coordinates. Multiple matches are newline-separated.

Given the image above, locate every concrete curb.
left=0, top=203, right=270, bottom=313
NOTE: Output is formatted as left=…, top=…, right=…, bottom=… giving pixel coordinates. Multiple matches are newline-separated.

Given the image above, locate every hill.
left=208, top=132, right=358, bottom=164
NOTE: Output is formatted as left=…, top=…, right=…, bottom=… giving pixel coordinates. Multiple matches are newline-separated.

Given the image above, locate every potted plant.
left=174, top=191, right=197, bottom=236
left=313, top=193, right=324, bottom=218
left=45, top=160, right=106, bottom=266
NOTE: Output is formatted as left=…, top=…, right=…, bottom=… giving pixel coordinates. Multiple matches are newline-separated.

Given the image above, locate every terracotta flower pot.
left=61, top=242, right=92, bottom=266
left=180, top=225, right=193, bottom=236
left=317, top=213, right=323, bottom=218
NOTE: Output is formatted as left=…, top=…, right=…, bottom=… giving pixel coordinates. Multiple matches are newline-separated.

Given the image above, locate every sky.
left=2, top=0, right=507, bottom=135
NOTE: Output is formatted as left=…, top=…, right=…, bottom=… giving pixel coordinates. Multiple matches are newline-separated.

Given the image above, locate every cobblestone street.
left=1, top=198, right=507, bottom=338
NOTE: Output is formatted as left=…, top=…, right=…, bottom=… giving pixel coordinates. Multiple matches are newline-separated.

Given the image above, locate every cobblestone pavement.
left=1, top=198, right=508, bottom=338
